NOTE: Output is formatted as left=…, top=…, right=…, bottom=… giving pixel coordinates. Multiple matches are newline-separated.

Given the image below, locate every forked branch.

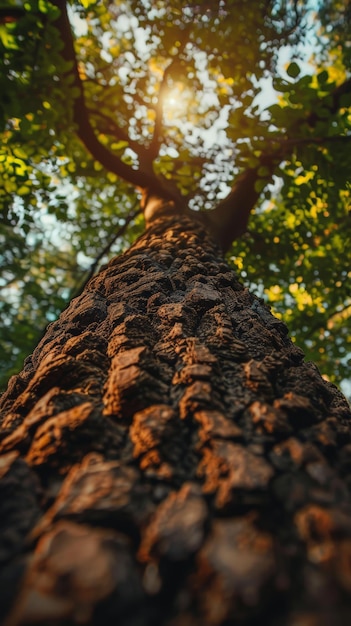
left=211, top=75, right=351, bottom=251
left=87, top=107, right=150, bottom=162
left=51, top=0, right=181, bottom=203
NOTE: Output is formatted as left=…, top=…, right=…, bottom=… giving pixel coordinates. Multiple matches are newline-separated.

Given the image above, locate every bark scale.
left=1, top=215, right=351, bottom=626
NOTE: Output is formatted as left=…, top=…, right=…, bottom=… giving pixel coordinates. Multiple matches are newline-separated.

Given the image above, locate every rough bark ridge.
left=1, top=215, right=351, bottom=626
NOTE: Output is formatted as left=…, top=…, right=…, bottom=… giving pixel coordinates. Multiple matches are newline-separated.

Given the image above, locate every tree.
left=0, top=0, right=351, bottom=624
left=1, top=0, right=350, bottom=391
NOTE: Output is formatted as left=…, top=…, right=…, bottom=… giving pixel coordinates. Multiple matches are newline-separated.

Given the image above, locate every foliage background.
left=0, top=0, right=350, bottom=396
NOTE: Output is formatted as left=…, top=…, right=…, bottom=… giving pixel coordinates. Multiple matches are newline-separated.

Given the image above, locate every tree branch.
left=209, top=127, right=351, bottom=251
left=270, top=133, right=351, bottom=151
left=148, top=30, right=190, bottom=161
left=148, top=58, right=182, bottom=160
left=307, top=77, right=351, bottom=126
left=302, top=302, right=351, bottom=340
left=209, top=163, right=275, bottom=251
left=51, top=0, right=181, bottom=203
left=87, top=107, right=150, bottom=162
left=210, top=75, right=351, bottom=252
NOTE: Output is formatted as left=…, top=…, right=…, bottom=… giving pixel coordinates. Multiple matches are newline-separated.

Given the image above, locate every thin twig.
left=87, top=107, right=151, bottom=162
left=148, top=29, right=190, bottom=160
left=72, top=205, right=142, bottom=298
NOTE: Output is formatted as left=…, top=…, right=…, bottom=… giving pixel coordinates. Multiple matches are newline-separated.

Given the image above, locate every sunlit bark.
left=1, top=214, right=351, bottom=626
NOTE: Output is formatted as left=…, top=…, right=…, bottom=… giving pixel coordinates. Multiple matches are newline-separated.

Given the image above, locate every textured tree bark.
left=1, top=214, right=351, bottom=626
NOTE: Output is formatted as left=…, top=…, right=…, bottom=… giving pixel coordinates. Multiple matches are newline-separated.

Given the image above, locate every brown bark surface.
left=1, top=215, right=351, bottom=625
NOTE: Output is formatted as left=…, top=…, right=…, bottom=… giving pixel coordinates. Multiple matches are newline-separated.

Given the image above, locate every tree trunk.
left=1, top=214, right=351, bottom=626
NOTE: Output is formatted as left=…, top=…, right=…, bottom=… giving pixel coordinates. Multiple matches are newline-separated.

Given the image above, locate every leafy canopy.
left=0, top=0, right=350, bottom=395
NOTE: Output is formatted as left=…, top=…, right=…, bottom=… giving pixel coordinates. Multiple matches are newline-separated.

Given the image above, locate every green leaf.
left=17, top=184, right=31, bottom=195
left=80, top=0, right=98, bottom=8
left=111, top=141, right=129, bottom=151
left=317, top=70, right=329, bottom=85
left=38, top=0, right=60, bottom=18
left=0, top=25, right=19, bottom=50
left=286, top=62, right=301, bottom=78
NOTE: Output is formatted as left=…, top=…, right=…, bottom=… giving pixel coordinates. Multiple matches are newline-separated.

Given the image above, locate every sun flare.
left=162, top=85, right=191, bottom=120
